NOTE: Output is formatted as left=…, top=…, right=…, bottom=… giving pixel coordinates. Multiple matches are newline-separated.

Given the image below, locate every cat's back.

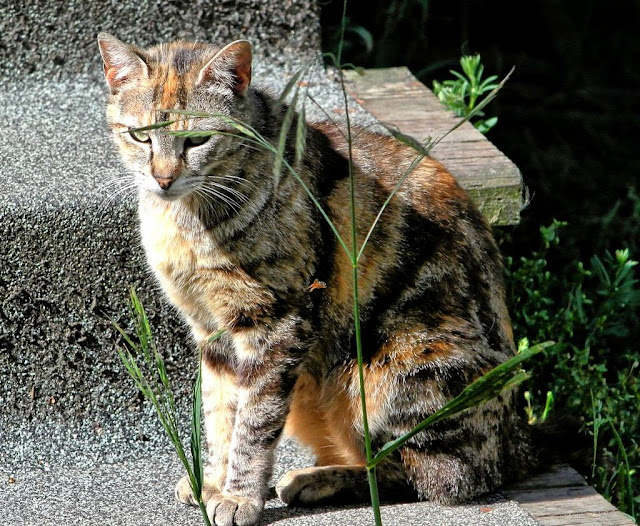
left=306, top=122, right=512, bottom=361
left=310, top=122, right=481, bottom=231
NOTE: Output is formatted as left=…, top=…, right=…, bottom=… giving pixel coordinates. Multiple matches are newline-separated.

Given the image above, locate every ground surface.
left=0, top=412, right=538, bottom=526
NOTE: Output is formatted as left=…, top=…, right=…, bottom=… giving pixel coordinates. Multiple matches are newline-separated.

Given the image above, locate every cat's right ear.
left=97, top=33, right=148, bottom=94
left=197, top=40, right=253, bottom=96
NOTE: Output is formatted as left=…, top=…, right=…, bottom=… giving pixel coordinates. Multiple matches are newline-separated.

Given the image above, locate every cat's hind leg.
left=275, top=462, right=414, bottom=506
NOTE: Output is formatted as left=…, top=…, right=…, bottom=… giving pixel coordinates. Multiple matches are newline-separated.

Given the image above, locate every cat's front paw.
left=174, top=475, right=219, bottom=506
left=206, top=493, right=263, bottom=526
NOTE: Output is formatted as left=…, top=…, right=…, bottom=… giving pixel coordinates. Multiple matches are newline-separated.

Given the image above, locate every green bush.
left=504, top=220, right=640, bottom=518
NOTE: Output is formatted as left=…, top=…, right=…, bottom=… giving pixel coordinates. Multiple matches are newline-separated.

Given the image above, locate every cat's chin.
left=141, top=187, right=192, bottom=203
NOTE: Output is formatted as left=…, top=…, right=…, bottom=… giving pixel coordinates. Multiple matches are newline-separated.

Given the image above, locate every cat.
left=98, top=33, right=534, bottom=526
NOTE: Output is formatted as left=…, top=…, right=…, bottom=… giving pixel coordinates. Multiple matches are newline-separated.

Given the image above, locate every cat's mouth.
left=139, top=175, right=193, bottom=201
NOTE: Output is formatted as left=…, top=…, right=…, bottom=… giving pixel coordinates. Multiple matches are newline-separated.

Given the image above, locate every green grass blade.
left=383, top=125, right=432, bottom=156
left=114, top=289, right=212, bottom=525
left=277, top=63, right=311, bottom=105
left=306, top=93, right=347, bottom=140
left=608, top=417, right=635, bottom=518
left=125, top=120, right=178, bottom=133
left=161, top=109, right=212, bottom=118
left=274, top=90, right=299, bottom=187
left=357, top=153, right=424, bottom=261
left=207, top=329, right=227, bottom=342
left=190, top=353, right=204, bottom=499
left=280, top=157, right=352, bottom=259
left=295, top=104, right=307, bottom=168
left=369, top=341, right=554, bottom=467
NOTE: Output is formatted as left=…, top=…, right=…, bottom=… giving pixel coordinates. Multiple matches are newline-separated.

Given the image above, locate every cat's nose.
left=154, top=176, right=175, bottom=190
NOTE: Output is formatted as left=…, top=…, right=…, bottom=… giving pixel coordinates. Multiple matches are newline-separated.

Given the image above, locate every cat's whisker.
left=195, top=184, right=243, bottom=213
left=210, top=174, right=256, bottom=190
left=205, top=181, right=250, bottom=204
left=95, top=174, right=139, bottom=220
left=193, top=188, right=235, bottom=220
left=97, top=183, right=137, bottom=220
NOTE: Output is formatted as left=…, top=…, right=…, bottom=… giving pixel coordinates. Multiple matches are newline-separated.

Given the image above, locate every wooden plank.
left=503, top=465, right=636, bottom=525
left=504, top=485, right=618, bottom=517
left=538, top=511, right=636, bottom=525
left=343, top=66, right=524, bottom=225
left=508, top=465, right=587, bottom=491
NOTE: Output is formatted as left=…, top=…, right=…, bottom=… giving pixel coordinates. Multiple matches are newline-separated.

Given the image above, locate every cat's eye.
left=129, top=129, right=151, bottom=143
left=184, top=135, right=210, bottom=148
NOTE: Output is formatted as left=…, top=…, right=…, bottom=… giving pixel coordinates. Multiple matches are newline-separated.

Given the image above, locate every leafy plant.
left=505, top=221, right=640, bottom=519
left=432, top=54, right=499, bottom=133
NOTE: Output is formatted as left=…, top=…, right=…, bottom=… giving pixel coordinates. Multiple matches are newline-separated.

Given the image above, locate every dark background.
left=321, top=0, right=640, bottom=262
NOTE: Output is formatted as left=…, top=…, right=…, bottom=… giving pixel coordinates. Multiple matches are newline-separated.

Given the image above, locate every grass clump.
left=113, top=288, right=217, bottom=526
left=504, top=220, right=640, bottom=519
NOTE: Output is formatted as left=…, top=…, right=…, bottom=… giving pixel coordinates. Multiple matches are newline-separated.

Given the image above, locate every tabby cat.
left=98, top=33, right=533, bottom=526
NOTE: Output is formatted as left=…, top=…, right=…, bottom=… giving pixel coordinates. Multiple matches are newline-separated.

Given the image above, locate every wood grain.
left=344, top=67, right=524, bottom=225
left=503, top=465, right=636, bottom=525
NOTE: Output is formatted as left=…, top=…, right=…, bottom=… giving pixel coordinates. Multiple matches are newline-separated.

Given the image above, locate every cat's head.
left=98, top=33, right=255, bottom=202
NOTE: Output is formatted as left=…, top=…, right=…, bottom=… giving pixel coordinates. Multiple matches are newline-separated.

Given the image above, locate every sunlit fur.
left=100, top=33, right=534, bottom=526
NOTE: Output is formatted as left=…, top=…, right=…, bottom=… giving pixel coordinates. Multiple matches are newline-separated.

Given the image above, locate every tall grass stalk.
left=335, top=0, right=381, bottom=521
left=113, top=289, right=222, bottom=526
left=120, top=7, right=546, bottom=524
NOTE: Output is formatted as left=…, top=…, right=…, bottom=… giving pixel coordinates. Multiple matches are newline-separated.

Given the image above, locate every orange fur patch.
left=286, top=373, right=365, bottom=466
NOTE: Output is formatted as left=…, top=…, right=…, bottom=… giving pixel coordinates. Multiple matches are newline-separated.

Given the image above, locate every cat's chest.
left=138, top=201, right=273, bottom=332
left=139, top=205, right=221, bottom=275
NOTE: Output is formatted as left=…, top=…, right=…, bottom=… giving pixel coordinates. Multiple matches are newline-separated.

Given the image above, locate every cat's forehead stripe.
left=160, top=68, right=180, bottom=109
left=149, top=45, right=214, bottom=113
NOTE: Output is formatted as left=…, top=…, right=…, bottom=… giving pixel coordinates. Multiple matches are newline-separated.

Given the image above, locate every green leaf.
left=475, top=116, right=498, bottom=134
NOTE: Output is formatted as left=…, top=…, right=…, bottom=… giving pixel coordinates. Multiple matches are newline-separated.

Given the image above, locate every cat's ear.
left=197, top=40, right=252, bottom=96
left=97, top=32, right=148, bottom=94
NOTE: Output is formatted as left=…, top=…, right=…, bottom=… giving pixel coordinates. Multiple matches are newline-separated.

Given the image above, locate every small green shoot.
left=524, top=390, right=554, bottom=425
left=113, top=288, right=225, bottom=526
left=432, top=54, right=500, bottom=133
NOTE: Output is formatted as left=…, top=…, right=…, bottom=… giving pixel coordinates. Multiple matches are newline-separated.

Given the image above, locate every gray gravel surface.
left=0, top=0, right=320, bottom=82
left=1, top=414, right=538, bottom=526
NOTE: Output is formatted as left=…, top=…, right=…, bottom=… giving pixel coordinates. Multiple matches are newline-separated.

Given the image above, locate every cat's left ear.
left=197, top=40, right=252, bottom=96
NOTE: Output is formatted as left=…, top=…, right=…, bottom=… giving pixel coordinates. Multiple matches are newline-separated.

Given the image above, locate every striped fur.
left=99, top=34, right=534, bottom=525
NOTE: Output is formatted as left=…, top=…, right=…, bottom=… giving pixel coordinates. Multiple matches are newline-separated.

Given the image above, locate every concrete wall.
left=0, top=0, right=320, bottom=81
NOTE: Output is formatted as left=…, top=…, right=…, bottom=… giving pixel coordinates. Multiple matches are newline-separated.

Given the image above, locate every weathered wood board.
left=503, top=465, right=636, bottom=525
left=343, top=67, right=524, bottom=226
